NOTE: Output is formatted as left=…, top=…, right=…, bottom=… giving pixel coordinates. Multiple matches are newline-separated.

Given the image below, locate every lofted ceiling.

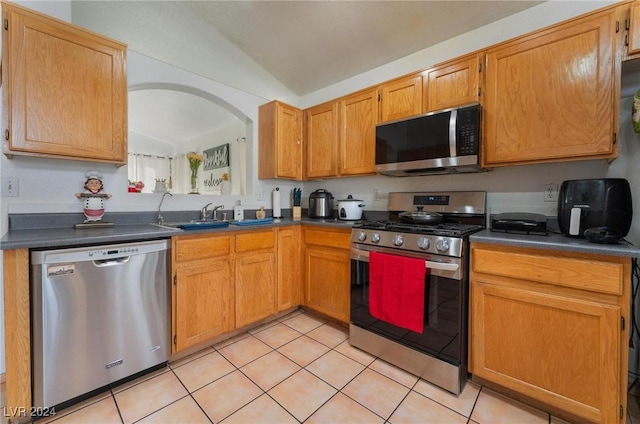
left=80, top=0, right=543, bottom=144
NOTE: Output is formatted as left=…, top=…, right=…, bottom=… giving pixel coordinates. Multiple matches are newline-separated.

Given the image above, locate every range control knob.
left=357, top=231, right=367, bottom=242
left=393, top=234, right=404, bottom=246
left=371, top=233, right=381, bottom=243
left=435, top=239, right=450, bottom=253
left=417, top=237, right=430, bottom=250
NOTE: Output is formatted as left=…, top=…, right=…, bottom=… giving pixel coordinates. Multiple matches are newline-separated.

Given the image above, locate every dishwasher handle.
left=93, top=257, right=131, bottom=267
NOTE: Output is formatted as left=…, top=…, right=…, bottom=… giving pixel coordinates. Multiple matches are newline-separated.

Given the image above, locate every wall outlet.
left=373, top=188, right=381, bottom=201
left=1, top=177, right=18, bottom=197
left=544, top=183, right=558, bottom=202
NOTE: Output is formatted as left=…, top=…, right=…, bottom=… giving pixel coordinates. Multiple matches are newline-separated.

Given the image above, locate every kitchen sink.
left=159, top=220, right=230, bottom=230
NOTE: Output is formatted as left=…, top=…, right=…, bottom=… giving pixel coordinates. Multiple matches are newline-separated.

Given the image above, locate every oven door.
left=350, top=244, right=467, bottom=366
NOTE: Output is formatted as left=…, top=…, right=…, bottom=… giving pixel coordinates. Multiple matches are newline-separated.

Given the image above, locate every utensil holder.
left=292, top=206, right=302, bottom=221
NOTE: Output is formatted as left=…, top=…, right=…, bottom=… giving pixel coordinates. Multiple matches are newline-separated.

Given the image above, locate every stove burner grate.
left=353, top=220, right=484, bottom=237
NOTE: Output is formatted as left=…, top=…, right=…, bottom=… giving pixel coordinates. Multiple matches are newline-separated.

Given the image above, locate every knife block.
left=292, top=206, right=302, bottom=221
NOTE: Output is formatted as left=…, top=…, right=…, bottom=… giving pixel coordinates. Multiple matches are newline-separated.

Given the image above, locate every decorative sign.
left=202, top=143, right=230, bottom=193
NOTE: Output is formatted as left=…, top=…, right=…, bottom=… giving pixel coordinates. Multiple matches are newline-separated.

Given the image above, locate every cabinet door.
left=303, top=246, right=350, bottom=323
left=305, top=101, right=339, bottom=178
left=629, top=2, right=640, bottom=56
left=425, top=54, right=480, bottom=112
left=174, top=258, right=233, bottom=353
left=2, top=3, right=126, bottom=164
left=483, top=10, right=617, bottom=166
left=339, top=89, right=377, bottom=176
left=379, top=73, right=423, bottom=123
left=258, top=101, right=303, bottom=180
left=470, top=280, right=620, bottom=424
left=277, top=227, right=301, bottom=311
left=235, top=252, right=276, bottom=328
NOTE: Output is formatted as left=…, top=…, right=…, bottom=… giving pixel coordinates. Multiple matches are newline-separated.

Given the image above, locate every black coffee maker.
left=557, top=178, right=633, bottom=244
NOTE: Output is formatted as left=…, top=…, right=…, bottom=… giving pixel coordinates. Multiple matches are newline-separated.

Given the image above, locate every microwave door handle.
left=425, top=260, right=459, bottom=272
left=449, top=108, right=457, bottom=158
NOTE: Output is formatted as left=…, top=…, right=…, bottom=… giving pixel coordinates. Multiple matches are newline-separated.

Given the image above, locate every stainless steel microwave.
left=375, top=104, right=483, bottom=177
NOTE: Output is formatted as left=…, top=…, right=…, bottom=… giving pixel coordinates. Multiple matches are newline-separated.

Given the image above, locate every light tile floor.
left=2, top=309, right=639, bottom=423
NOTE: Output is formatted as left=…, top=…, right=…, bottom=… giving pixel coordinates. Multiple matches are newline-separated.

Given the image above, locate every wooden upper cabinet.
left=628, top=1, right=640, bottom=56
left=378, top=73, right=423, bottom=123
left=483, top=9, right=618, bottom=167
left=258, top=100, right=303, bottom=181
left=305, top=101, right=339, bottom=179
left=424, top=53, right=481, bottom=112
left=338, top=88, right=378, bottom=176
left=1, top=2, right=127, bottom=164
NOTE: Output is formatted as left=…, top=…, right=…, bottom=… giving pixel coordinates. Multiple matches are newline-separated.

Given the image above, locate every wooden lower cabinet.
left=303, top=227, right=351, bottom=323
left=277, top=226, right=302, bottom=311
left=235, top=230, right=277, bottom=328
left=172, top=234, right=234, bottom=353
left=470, top=243, right=630, bottom=424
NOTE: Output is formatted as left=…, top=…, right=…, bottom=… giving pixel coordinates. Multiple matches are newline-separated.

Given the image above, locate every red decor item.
left=369, top=251, right=426, bottom=333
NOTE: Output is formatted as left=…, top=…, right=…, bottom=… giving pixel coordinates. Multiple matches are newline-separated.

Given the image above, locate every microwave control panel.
left=456, top=105, right=480, bottom=156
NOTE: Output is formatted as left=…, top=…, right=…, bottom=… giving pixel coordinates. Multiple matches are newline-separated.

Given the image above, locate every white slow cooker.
left=337, top=195, right=365, bottom=220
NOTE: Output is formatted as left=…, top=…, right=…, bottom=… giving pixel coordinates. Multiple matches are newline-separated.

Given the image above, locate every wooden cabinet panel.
left=425, top=54, right=480, bottom=112
left=2, top=2, right=126, bottom=164
left=339, top=89, right=377, bottom=176
left=174, top=258, right=233, bottom=352
left=235, top=252, right=276, bottom=328
left=174, top=234, right=232, bottom=262
left=471, top=280, right=620, bottom=424
left=305, top=101, right=339, bottom=178
left=258, top=100, right=303, bottom=180
left=379, top=73, right=423, bottom=122
left=277, top=227, right=302, bottom=311
left=472, top=247, right=624, bottom=295
left=304, top=227, right=351, bottom=250
left=629, top=1, right=640, bottom=56
left=483, top=9, right=617, bottom=166
left=235, top=230, right=275, bottom=253
left=303, top=246, right=350, bottom=323
left=470, top=243, right=630, bottom=424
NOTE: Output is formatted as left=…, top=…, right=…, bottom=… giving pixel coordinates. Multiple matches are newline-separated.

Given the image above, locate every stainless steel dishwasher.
left=31, top=239, right=171, bottom=409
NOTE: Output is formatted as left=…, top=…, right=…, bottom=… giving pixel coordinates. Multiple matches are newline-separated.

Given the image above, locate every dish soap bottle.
left=233, top=200, right=244, bottom=221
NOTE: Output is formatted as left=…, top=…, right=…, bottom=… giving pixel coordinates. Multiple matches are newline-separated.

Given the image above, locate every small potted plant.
left=187, top=152, right=203, bottom=194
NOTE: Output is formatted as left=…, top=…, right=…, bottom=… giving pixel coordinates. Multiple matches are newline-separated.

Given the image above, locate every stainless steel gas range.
left=349, top=191, right=486, bottom=394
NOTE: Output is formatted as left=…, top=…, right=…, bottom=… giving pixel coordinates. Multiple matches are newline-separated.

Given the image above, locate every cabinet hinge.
left=627, top=17, right=631, bottom=31
left=173, top=275, right=177, bottom=285
left=3, top=19, right=7, bottom=31
left=377, top=93, right=381, bottom=102
left=613, top=132, right=617, bottom=145
left=622, top=316, right=626, bottom=331
left=173, top=335, right=177, bottom=345
left=616, top=20, right=620, bottom=33
left=478, top=62, right=482, bottom=73
left=621, top=405, right=624, bottom=419
left=4, top=129, right=8, bottom=141
left=626, top=33, right=630, bottom=47
left=477, top=87, right=481, bottom=97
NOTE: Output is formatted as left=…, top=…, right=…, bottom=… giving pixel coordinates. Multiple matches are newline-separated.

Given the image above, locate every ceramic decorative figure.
left=220, top=172, right=231, bottom=195
left=187, top=152, right=203, bottom=194
left=75, top=171, right=111, bottom=222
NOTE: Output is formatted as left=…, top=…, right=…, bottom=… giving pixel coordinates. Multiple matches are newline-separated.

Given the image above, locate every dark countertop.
left=0, top=215, right=355, bottom=250
left=470, top=229, right=640, bottom=258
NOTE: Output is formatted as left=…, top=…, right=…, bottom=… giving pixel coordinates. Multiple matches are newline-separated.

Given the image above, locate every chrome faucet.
left=157, top=192, right=173, bottom=225
left=201, top=204, right=224, bottom=221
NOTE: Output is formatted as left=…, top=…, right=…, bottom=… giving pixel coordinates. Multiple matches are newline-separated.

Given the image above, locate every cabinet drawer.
left=303, top=227, right=350, bottom=250
left=174, top=235, right=232, bottom=262
left=235, top=230, right=275, bottom=253
left=472, top=246, right=624, bottom=295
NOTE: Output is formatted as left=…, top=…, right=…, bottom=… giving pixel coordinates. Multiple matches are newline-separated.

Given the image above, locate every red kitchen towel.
left=369, top=251, right=426, bottom=333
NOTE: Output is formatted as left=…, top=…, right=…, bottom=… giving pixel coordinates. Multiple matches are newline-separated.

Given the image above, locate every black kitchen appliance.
left=558, top=178, right=632, bottom=243
left=491, top=212, right=548, bottom=235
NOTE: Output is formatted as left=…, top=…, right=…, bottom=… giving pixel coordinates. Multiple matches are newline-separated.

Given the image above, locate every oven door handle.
left=351, top=248, right=460, bottom=272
